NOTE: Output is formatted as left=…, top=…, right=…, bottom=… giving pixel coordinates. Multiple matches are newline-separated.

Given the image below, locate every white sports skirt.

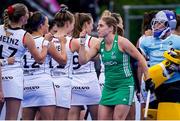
left=71, top=72, right=101, bottom=105
left=2, top=68, right=24, bottom=99
left=23, top=73, right=56, bottom=107
left=52, top=76, right=72, bottom=108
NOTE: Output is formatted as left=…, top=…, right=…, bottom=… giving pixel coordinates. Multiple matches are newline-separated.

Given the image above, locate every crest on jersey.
left=111, top=51, right=116, bottom=59
left=168, top=41, right=173, bottom=45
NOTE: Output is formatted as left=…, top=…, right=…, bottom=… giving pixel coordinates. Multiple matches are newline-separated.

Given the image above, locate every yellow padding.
left=163, top=50, right=180, bottom=65
left=148, top=60, right=173, bottom=88
left=157, top=102, right=180, bottom=120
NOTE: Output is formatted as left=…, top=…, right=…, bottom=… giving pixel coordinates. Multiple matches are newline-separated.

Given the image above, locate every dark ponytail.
left=25, top=11, right=46, bottom=33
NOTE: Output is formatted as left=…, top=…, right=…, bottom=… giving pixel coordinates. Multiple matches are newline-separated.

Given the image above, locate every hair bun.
left=59, top=5, right=68, bottom=13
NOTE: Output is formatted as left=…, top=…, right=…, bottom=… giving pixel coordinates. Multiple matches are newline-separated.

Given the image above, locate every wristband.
left=80, top=37, right=86, bottom=46
left=0, top=59, right=8, bottom=66
left=42, top=40, right=50, bottom=48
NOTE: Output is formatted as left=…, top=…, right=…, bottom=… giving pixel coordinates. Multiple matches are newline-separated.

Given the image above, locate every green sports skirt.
left=99, top=77, right=134, bottom=105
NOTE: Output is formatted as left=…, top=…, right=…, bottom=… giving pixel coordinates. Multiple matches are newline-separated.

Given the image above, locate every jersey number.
left=73, top=55, right=81, bottom=70
left=49, top=59, right=65, bottom=69
left=23, top=55, right=40, bottom=68
left=0, top=45, right=17, bottom=59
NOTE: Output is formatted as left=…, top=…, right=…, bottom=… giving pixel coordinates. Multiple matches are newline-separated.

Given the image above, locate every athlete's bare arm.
left=78, top=39, right=100, bottom=65
left=118, top=36, right=149, bottom=80
left=24, top=32, right=49, bottom=63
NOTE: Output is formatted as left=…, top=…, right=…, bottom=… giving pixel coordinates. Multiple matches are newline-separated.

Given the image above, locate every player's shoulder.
left=90, top=36, right=100, bottom=41
left=89, top=36, right=101, bottom=45
left=139, top=35, right=154, bottom=45
left=170, top=34, right=180, bottom=40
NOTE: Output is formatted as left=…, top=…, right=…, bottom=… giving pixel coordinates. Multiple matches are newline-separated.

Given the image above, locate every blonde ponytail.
left=3, top=9, right=12, bottom=36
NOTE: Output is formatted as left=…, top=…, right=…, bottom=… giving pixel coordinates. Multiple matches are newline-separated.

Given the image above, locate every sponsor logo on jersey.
left=2, top=76, right=13, bottom=80
left=24, top=86, right=40, bottom=91
left=151, top=51, right=163, bottom=57
left=72, top=86, right=90, bottom=91
left=104, top=61, right=117, bottom=66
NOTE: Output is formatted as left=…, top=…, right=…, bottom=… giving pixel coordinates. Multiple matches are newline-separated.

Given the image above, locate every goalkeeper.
left=139, top=10, right=180, bottom=109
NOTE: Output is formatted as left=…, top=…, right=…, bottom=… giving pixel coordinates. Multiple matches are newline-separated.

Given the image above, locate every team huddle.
left=0, top=2, right=180, bottom=120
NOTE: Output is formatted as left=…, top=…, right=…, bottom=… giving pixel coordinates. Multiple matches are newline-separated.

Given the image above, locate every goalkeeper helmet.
left=151, top=10, right=176, bottom=39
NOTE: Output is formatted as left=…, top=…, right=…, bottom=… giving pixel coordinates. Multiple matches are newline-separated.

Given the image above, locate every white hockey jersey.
left=0, top=25, right=26, bottom=70
left=72, top=35, right=95, bottom=74
left=50, top=36, right=73, bottom=78
left=22, top=36, right=51, bottom=75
